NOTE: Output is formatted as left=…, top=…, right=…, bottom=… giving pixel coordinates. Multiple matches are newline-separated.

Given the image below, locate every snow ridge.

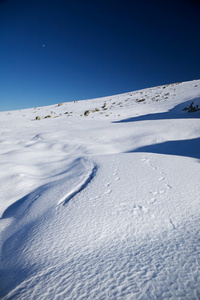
left=61, top=163, right=97, bottom=206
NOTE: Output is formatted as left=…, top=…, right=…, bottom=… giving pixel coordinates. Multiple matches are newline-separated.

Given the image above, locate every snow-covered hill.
left=0, top=80, right=200, bottom=299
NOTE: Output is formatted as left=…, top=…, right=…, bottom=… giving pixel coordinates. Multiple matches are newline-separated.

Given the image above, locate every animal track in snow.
left=149, top=198, right=156, bottom=204
left=151, top=190, right=165, bottom=197
left=141, top=155, right=174, bottom=210
left=89, top=195, right=100, bottom=201
left=117, top=203, right=150, bottom=215
left=141, top=156, right=157, bottom=170
left=132, top=205, right=150, bottom=214
left=141, top=157, right=151, bottom=164
left=112, top=169, right=118, bottom=176
left=159, top=190, right=165, bottom=195
left=158, top=172, right=166, bottom=181
left=105, top=189, right=112, bottom=195
left=165, top=184, right=172, bottom=189
left=141, top=206, right=150, bottom=213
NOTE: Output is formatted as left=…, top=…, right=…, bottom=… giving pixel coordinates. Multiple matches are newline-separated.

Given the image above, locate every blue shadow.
left=113, top=99, right=200, bottom=159
left=113, top=100, right=200, bottom=124
left=129, top=137, right=200, bottom=159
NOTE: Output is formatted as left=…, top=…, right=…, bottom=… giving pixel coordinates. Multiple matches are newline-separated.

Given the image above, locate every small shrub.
left=95, top=107, right=101, bottom=111
left=58, top=103, right=63, bottom=106
left=183, top=102, right=199, bottom=113
left=44, top=115, right=52, bottom=118
left=84, top=110, right=91, bottom=116
left=36, top=116, right=41, bottom=120
left=188, top=103, right=199, bottom=112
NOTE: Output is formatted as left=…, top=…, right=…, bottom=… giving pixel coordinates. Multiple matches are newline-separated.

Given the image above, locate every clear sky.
left=0, top=0, right=200, bottom=111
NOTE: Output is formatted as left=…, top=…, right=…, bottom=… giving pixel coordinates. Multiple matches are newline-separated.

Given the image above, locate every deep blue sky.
left=1, top=0, right=200, bottom=111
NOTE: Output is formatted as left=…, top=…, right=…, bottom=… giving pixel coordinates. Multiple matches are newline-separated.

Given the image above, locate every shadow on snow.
left=129, top=137, right=200, bottom=160
left=113, top=99, right=200, bottom=124
left=113, top=99, right=200, bottom=160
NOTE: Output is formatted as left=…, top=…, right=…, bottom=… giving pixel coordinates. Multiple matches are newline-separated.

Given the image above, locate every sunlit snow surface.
left=0, top=80, right=200, bottom=299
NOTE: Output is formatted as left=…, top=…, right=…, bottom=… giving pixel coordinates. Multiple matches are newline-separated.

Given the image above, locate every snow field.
left=0, top=80, right=200, bottom=299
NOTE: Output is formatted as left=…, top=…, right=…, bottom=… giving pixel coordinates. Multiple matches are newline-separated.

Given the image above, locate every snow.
left=0, top=80, right=200, bottom=299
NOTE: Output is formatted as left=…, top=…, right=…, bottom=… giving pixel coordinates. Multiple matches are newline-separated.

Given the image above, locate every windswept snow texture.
left=0, top=80, right=200, bottom=299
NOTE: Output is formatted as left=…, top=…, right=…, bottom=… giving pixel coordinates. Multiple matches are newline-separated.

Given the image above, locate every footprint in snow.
left=159, top=190, right=165, bottom=195
left=142, top=206, right=150, bottom=213
left=158, top=172, right=166, bottom=181
left=141, top=157, right=150, bottom=164
left=141, top=156, right=157, bottom=170
left=151, top=190, right=165, bottom=196
left=152, top=191, right=158, bottom=196
left=158, top=176, right=165, bottom=181
left=113, top=171, right=118, bottom=176
left=105, top=189, right=112, bottom=195
left=132, top=205, right=149, bottom=214
left=149, top=198, right=156, bottom=204
left=89, top=195, right=100, bottom=201
left=165, top=184, right=172, bottom=189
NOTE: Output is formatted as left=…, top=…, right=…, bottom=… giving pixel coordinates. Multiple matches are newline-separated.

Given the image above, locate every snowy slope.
left=0, top=80, right=200, bottom=299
